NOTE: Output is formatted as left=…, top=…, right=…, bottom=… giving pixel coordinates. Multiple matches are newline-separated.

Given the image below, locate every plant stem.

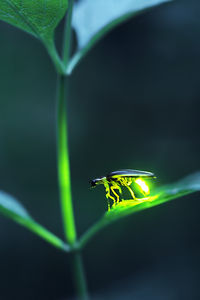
left=56, top=75, right=90, bottom=299
left=44, top=40, right=65, bottom=75
left=57, top=74, right=76, bottom=246
left=57, top=4, right=90, bottom=299
left=70, top=251, right=90, bottom=300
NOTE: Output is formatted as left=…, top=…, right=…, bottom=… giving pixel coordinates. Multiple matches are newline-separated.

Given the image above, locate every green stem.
left=57, top=74, right=76, bottom=246
left=56, top=74, right=90, bottom=299
left=70, top=252, right=90, bottom=300
left=44, top=40, right=65, bottom=75
left=57, top=3, right=90, bottom=298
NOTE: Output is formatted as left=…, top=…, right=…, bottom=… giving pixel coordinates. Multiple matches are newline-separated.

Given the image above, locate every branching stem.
left=57, top=75, right=76, bottom=246
left=55, top=3, right=90, bottom=299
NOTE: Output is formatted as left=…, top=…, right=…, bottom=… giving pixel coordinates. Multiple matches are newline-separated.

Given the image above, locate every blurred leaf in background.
left=72, top=0, right=172, bottom=49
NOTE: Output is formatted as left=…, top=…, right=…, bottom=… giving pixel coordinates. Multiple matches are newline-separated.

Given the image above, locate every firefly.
left=89, top=169, right=156, bottom=210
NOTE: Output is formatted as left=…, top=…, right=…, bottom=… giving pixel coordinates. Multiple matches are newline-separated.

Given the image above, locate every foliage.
left=0, top=0, right=198, bottom=299
left=1, top=0, right=68, bottom=41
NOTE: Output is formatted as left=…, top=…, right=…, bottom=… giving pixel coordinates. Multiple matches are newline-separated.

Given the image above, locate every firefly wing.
left=107, top=169, right=155, bottom=180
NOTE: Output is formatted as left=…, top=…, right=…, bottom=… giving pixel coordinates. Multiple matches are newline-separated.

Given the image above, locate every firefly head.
left=89, top=176, right=106, bottom=188
left=89, top=179, right=97, bottom=188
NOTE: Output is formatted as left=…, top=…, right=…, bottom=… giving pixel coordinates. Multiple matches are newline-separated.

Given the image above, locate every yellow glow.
left=110, top=194, right=159, bottom=210
left=135, top=178, right=150, bottom=195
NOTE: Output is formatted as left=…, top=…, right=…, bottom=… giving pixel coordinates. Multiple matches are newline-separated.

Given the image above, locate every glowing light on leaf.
left=135, top=178, right=150, bottom=195
left=78, top=172, right=200, bottom=249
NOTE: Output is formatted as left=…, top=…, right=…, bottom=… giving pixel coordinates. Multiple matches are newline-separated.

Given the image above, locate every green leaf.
left=68, top=0, right=172, bottom=74
left=0, top=190, right=31, bottom=220
left=78, top=172, right=200, bottom=249
left=0, top=190, right=69, bottom=251
left=0, top=0, right=68, bottom=42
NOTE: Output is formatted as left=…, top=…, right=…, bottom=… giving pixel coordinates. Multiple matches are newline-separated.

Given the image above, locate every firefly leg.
left=123, top=180, right=135, bottom=200
left=111, top=181, right=122, bottom=203
left=104, top=183, right=115, bottom=210
left=126, top=185, right=136, bottom=199
left=120, top=179, right=136, bottom=199
left=110, top=185, right=121, bottom=204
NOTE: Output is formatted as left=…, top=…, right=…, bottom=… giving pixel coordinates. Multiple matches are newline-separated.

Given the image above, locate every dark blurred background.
left=0, top=0, right=200, bottom=299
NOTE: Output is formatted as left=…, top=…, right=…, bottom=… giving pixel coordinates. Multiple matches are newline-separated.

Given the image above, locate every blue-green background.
left=0, top=0, right=200, bottom=299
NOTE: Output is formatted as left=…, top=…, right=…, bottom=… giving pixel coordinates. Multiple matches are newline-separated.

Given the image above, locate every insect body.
left=90, top=169, right=156, bottom=210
